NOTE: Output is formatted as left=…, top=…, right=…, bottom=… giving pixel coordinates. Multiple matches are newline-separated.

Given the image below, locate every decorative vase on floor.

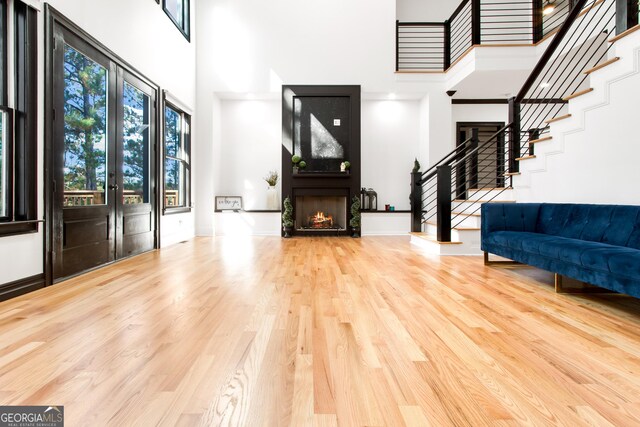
left=267, top=186, right=279, bottom=210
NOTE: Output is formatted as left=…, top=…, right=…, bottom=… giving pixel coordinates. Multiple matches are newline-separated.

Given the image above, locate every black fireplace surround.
left=282, top=85, right=361, bottom=236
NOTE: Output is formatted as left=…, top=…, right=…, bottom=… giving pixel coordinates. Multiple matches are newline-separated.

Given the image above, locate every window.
left=163, top=0, right=190, bottom=41
left=0, top=0, right=38, bottom=236
left=163, top=101, right=190, bottom=212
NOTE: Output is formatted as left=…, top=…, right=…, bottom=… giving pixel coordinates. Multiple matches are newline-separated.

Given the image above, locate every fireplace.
left=282, top=85, right=361, bottom=237
left=295, top=196, right=347, bottom=232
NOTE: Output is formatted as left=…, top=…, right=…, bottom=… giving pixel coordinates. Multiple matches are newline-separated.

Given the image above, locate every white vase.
left=267, top=186, right=279, bottom=210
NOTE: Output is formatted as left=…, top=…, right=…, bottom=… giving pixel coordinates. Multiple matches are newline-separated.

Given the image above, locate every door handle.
left=109, top=184, right=119, bottom=190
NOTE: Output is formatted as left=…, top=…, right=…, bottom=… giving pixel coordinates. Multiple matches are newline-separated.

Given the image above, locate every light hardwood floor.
left=1, top=236, right=640, bottom=426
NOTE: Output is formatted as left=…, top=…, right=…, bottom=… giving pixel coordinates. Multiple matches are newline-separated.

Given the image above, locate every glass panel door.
left=53, top=26, right=117, bottom=280
left=63, top=45, right=108, bottom=207
left=122, top=82, right=150, bottom=205
left=116, top=71, right=156, bottom=259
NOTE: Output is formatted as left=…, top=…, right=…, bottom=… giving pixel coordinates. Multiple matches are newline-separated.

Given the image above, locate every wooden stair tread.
left=530, top=136, right=552, bottom=144
left=545, top=114, right=572, bottom=124
left=563, top=88, right=593, bottom=101
left=504, top=172, right=521, bottom=176
left=609, top=25, right=640, bottom=43
left=584, top=57, right=620, bottom=75
left=425, top=221, right=480, bottom=231
left=410, top=232, right=463, bottom=245
left=468, top=187, right=513, bottom=191
left=516, top=155, right=537, bottom=161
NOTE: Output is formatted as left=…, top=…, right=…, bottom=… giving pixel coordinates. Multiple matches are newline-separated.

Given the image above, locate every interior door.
left=116, top=71, right=157, bottom=259
left=52, top=25, right=157, bottom=281
left=52, top=28, right=117, bottom=279
left=455, top=123, right=504, bottom=200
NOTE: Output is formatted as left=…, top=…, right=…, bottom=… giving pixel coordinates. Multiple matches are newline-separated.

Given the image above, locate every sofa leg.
left=554, top=274, right=613, bottom=294
left=484, top=252, right=520, bottom=266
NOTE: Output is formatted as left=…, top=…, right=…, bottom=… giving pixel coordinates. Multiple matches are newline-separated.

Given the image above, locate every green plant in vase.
left=264, top=170, right=279, bottom=187
left=282, top=197, right=294, bottom=238
left=292, top=155, right=302, bottom=173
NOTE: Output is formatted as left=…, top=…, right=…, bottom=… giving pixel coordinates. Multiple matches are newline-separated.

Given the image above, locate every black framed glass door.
left=51, top=24, right=157, bottom=281
left=116, top=71, right=156, bottom=259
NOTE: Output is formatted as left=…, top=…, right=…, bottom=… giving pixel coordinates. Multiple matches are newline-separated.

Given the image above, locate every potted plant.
left=340, top=161, right=351, bottom=172
left=412, top=158, right=421, bottom=173
left=349, top=195, right=361, bottom=238
left=298, top=160, right=307, bottom=171
left=264, top=171, right=279, bottom=210
left=292, top=155, right=301, bottom=173
left=282, top=197, right=294, bottom=238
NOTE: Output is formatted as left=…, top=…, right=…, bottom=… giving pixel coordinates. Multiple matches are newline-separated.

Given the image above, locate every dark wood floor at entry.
left=1, top=236, right=640, bottom=426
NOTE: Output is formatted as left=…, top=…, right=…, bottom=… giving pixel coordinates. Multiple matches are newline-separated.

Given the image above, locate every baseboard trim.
left=0, top=274, right=45, bottom=302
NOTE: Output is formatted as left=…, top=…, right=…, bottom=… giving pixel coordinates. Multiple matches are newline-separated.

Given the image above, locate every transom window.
left=163, top=0, right=190, bottom=41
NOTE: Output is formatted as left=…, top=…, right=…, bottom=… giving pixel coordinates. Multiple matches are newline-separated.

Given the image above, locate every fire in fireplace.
left=307, top=211, right=334, bottom=229
left=295, top=195, right=347, bottom=232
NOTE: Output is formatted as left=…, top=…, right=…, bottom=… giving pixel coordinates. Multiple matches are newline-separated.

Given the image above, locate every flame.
left=308, top=211, right=334, bottom=228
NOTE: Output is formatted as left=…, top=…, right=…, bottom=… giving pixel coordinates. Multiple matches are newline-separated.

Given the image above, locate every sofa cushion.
left=484, top=231, right=640, bottom=277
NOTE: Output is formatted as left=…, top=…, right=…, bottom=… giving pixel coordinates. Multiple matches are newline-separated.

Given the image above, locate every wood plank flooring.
left=1, top=236, right=640, bottom=426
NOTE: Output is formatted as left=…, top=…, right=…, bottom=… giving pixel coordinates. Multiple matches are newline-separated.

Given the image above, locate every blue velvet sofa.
left=481, top=203, right=640, bottom=298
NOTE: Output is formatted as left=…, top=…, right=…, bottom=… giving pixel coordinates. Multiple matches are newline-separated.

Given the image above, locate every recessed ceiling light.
left=540, top=82, right=551, bottom=88
left=388, top=92, right=397, bottom=100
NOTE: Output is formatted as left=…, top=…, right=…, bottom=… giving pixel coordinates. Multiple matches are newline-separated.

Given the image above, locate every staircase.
left=515, top=24, right=640, bottom=201
left=413, top=188, right=516, bottom=255
left=410, top=0, right=638, bottom=254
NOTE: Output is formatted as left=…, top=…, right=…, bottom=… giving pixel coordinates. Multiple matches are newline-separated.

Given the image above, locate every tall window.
left=0, top=0, right=37, bottom=236
left=163, top=0, right=190, bottom=41
left=164, top=102, right=190, bottom=212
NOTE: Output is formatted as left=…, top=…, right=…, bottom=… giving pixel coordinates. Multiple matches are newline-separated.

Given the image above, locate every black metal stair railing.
left=396, top=22, right=446, bottom=71
left=410, top=125, right=513, bottom=237
left=397, top=0, right=574, bottom=71
left=410, top=0, right=640, bottom=241
left=513, top=0, right=618, bottom=161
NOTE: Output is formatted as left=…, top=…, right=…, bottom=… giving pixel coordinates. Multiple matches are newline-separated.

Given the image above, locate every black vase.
left=283, top=226, right=293, bottom=238
left=351, top=227, right=360, bottom=238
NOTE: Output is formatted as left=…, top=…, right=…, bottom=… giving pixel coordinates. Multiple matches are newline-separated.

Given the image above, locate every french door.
left=51, top=26, right=157, bottom=280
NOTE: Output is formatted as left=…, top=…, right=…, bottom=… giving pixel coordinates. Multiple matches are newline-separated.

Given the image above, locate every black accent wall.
left=282, top=85, right=361, bottom=236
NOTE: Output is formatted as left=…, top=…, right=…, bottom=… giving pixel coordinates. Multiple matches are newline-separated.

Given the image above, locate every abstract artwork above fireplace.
left=293, top=96, right=350, bottom=172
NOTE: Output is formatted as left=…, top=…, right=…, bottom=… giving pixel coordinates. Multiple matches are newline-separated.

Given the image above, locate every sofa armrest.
left=481, top=203, right=542, bottom=241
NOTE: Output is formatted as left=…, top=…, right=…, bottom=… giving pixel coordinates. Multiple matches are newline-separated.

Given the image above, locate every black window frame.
left=0, top=0, right=38, bottom=237
left=163, top=98, right=191, bottom=214
left=162, top=0, right=190, bottom=42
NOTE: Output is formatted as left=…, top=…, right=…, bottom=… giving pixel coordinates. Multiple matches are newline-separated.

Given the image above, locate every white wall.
left=362, top=100, right=421, bottom=211
left=199, top=0, right=400, bottom=94
left=396, top=0, right=457, bottom=22
left=0, top=0, right=196, bottom=285
left=217, top=99, right=281, bottom=211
